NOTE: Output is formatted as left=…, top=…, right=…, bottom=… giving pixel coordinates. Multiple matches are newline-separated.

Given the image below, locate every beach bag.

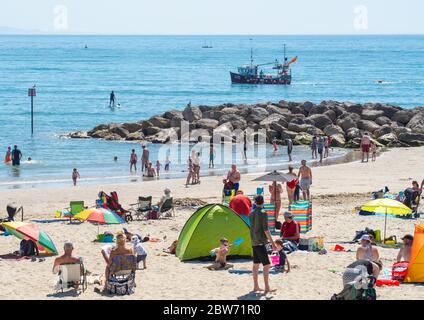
left=392, top=262, right=409, bottom=281
left=19, top=239, right=37, bottom=257
left=148, top=210, right=160, bottom=220
left=107, top=275, right=135, bottom=295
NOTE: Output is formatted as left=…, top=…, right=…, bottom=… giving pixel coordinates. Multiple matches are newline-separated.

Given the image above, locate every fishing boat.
left=230, top=45, right=297, bottom=85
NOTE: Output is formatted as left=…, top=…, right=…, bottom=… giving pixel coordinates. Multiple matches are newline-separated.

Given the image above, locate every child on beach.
left=72, top=168, right=80, bottom=186
left=272, top=239, right=291, bottom=273
left=131, top=235, right=147, bottom=269
left=272, top=137, right=278, bottom=156
left=206, top=238, right=234, bottom=270
left=164, top=156, right=170, bottom=172
left=371, top=141, right=377, bottom=162
left=156, top=160, right=161, bottom=178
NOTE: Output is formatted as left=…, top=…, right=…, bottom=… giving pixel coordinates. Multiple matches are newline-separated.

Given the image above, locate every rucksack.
left=20, top=239, right=37, bottom=257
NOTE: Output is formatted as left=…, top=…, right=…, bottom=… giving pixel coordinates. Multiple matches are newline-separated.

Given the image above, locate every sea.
left=0, top=35, right=423, bottom=189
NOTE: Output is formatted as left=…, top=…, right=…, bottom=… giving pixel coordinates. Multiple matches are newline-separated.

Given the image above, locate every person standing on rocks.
left=298, top=160, right=312, bottom=201
left=129, top=149, right=137, bottom=172
left=361, top=132, right=371, bottom=163
left=141, top=145, right=149, bottom=172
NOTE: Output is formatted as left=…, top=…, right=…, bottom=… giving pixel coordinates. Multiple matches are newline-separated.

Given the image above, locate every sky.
left=1, top=0, right=423, bottom=35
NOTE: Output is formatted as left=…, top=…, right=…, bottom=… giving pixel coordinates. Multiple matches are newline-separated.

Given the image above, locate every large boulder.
left=392, top=126, right=412, bottom=136
left=324, top=110, right=337, bottom=122
left=145, top=126, right=162, bottom=136
left=406, top=112, right=424, bottom=132
left=259, top=114, right=288, bottom=129
left=89, top=124, right=109, bottom=134
left=202, top=110, right=224, bottom=121
left=121, top=122, right=144, bottom=133
left=196, top=119, right=219, bottom=130
left=219, top=114, right=247, bottom=129
left=357, top=120, right=380, bottom=133
left=375, top=116, right=392, bottom=126
left=345, top=138, right=362, bottom=148
left=265, top=105, right=291, bottom=117
left=288, top=123, right=314, bottom=133
left=220, top=107, right=239, bottom=115
left=125, top=131, right=145, bottom=141
left=306, top=114, right=333, bottom=130
left=69, top=131, right=89, bottom=139
left=104, top=134, right=122, bottom=141
left=281, top=130, right=298, bottom=140
left=266, top=129, right=280, bottom=142
left=361, top=109, right=385, bottom=121
left=345, top=103, right=363, bottom=115
left=337, top=116, right=357, bottom=132
left=247, top=108, right=269, bottom=123
left=306, top=127, right=324, bottom=136
left=90, top=129, right=110, bottom=139
left=398, top=132, right=424, bottom=146
left=377, top=133, right=397, bottom=146
left=151, top=128, right=180, bottom=144
left=290, top=115, right=306, bottom=125
left=214, top=122, right=234, bottom=139
left=302, top=101, right=315, bottom=113
left=163, top=109, right=183, bottom=120
left=308, top=104, right=330, bottom=116
left=182, top=105, right=202, bottom=122
left=149, top=116, right=171, bottom=128
left=331, top=134, right=346, bottom=147
left=294, top=133, right=313, bottom=145
left=323, top=125, right=344, bottom=136
left=270, top=122, right=287, bottom=133
left=110, top=125, right=129, bottom=138
left=375, top=104, right=401, bottom=119
left=346, top=127, right=362, bottom=140
left=392, top=110, right=414, bottom=125
left=374, top=125, right=393, bottom=138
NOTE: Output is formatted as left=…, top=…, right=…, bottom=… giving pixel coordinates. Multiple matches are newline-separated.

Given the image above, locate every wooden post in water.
left=28, top=85, right=36, bottom=135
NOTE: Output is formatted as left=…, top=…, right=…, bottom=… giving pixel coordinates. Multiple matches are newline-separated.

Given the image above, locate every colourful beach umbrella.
left=74, top=208, right=124, bottom=225
left=1, top=221, right=58, bottom=254
left=360, top=198, right=412, bottom=242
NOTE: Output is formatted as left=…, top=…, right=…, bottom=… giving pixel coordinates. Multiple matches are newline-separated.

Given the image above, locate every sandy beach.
left=0, top=147, right=423, bottom=300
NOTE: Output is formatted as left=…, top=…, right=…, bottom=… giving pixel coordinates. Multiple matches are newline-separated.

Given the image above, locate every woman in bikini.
left=286, top=166, right=298, bottom=205
left=269, top=181, right=283, bottom=221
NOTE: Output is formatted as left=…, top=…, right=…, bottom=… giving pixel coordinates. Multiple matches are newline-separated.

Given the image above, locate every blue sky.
left=1, top=0, right=423, bottom=34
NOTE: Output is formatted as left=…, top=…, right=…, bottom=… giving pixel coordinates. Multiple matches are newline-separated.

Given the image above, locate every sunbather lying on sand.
left=206, top=238, right=234, bottom=270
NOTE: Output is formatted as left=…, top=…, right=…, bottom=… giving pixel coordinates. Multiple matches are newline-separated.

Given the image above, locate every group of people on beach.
left=360, top=132, right=378, bottom=163
left=128, top=145, right=171, bottom=179
left=310, top=135, right=332, bottom=163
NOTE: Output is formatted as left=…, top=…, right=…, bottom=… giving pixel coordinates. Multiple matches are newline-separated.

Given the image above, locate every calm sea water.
left=0, top=35, right=423, bottom=188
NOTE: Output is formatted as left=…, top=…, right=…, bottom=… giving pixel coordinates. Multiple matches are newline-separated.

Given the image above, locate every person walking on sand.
left=185, top=157, right=194, bottom=187
left=361, top=132, right=371, bottom=163
left=72, top=168, right=80, bottom=186
left=298, top=160, right=312, bottom=201
left=141, top=145, right=149, bottom=172
left=4, top=146, right=12, bottom=164
left=109, top=91, right=116, bottom=108
left=311, top=136, right=318, bottom=159
left=11, top=145, right=22, bottom=166
left=129, top=149, right=137, bottom=172
left=209, top=144, right=216, bottom=168
left=286, top=138, right=293, bottom=162
left=249, top=195, right=277, bottom=294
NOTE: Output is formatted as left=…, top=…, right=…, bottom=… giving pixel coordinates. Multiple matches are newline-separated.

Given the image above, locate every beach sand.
left=0, top=147, right=423, bottom=300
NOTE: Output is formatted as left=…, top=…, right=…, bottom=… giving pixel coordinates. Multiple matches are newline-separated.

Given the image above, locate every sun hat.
left=359, top=234, right=371, bottom=242
left=284, top=211, right=293, bottom=218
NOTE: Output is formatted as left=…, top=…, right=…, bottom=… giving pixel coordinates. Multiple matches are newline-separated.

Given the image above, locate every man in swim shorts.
left=11, top=145, right=22, bottom=166
left=298, top=160, right=312, bottom=201
left=141, top=145, right=149, bottom=172
left=286, top=138, right=293, bottom=162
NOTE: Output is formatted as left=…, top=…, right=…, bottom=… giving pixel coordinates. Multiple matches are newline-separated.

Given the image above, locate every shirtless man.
left=361, top=132, right=371, bottom=163
left=298, top=160, right=312, bottom=201
left=207, top=238, right=233, bottom=270
left=141, top=145, right=149, bottom=172
left=52, top=242, right=83, bottom=289
left=397, top=234, right=413, bottom=262
left=129, top=149, right=137, bottom=172
left=227, top=164, right=241, bottom=193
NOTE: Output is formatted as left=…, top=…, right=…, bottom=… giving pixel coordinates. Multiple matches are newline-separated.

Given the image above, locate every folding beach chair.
left=0, top=204, right=23, bottom=223
left=159, top=198, right=175, bottom=218
left=57, top=262, right=87, bottom=293
left=66, top=201, right=86, bottom=223
left=129, top=196, right=153, bottom=220
left=107, top=255, right=137, bottom=295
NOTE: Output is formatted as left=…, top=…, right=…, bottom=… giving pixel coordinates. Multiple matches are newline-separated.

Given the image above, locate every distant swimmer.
left=109, top=91, right=116, bottom=108
left=85, top=44, right=88, bottom=49
left=377, top=80, right=384, bottom=84
left=4, top=146, right=12, bottom=164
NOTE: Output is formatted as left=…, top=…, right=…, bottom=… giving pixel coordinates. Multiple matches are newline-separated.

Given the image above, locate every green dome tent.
left=176, top=204, right=253, bottom=261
